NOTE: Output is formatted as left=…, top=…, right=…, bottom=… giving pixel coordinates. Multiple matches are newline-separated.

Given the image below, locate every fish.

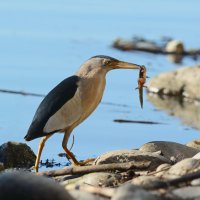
left=136, top=65, right=147, bottom=109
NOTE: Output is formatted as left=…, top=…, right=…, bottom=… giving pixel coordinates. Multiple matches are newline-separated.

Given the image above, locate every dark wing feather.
left=24, top=75, right=80, bottom=141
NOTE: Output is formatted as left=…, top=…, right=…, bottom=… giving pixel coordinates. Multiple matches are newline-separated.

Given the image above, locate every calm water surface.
left=0, top=0, right=200, bottom=170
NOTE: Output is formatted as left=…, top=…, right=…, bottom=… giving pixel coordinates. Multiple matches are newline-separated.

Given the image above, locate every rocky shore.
left=1, top=140, right=200, bottom=199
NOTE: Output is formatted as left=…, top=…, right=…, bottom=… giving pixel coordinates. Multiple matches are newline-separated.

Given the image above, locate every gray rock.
left=0, top=141, right=36, bottom=168
left=63, top=172, right=120, bottom=189
left=148, top=65, right=200, bottom=101
left=94, top=149, right=170, bottom=171
left=0, top=171, right=74, bottom=200
left=187, top=140, right=200, bottom=151
left=163, top=158, right=200, bottom=179
left=172, top=186, right=200, bottom=199
left=69, top=190, right=109, bottom=200
left=140, top=141, right=199, bottom=162
left=111, top=183, right=159, bottom=200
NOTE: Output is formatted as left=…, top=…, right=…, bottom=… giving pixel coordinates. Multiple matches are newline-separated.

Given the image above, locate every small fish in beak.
left=136, top=65, right=147, bottom=108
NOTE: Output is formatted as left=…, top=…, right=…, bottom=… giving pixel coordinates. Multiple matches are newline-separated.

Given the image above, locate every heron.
left=24, top=55, right=143, bottom=172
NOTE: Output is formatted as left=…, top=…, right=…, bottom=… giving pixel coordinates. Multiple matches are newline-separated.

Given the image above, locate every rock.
left=148, top=65, right=200, bottom=101
left=0, top=162, right=4, bottom=171
left=94, top=149, right=170, bottom=171
left=187, top=139, right=200, bottom=151
left=163, top=158, right=200, bottom=179
left=62, top=172, right=120, bottom=189
left=132, top=176, right=164, bottom=189
left=165, top=40, right=184, bottom=54
left=69, top=190, right=109, bottom=200
left=193, top=152, right=200, bottom=160
left=0, top=141, right=36, bottom=168
left=171, top=186, right=200, bottom=199
left=147, top=94, right=200, bottom=130
left=140, top=141, right=199, bottom=162
left=111, top=183, right=158, bottom=200
left=0, top=171, right=74, bottom=200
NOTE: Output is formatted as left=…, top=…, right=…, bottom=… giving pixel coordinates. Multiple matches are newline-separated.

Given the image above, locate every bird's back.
left=24, top=75, right=80, bottom=141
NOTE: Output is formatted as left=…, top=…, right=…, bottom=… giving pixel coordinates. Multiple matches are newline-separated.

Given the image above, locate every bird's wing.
left=25, top=75, right=81, bottom=141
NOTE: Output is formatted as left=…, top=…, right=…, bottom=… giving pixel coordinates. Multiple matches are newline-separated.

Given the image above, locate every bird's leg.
left=63, top=130, right=95, bottom=166
left=35, top=134, right=52, bottom=172
left=62, top=130, right=80, bottom=165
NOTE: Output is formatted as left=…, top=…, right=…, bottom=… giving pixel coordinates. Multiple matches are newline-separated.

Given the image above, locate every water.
left=0, top=0, right=200, bottom=170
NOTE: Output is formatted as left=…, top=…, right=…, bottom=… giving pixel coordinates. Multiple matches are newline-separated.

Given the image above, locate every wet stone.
left=0, top=141, right=36, bottom=168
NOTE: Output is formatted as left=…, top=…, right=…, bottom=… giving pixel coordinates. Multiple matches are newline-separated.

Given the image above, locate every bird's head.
left=77, top=55, right=141, bottom=77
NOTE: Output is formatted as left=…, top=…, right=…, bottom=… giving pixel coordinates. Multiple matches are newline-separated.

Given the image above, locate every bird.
left=24, top=55, right=142, bottom=172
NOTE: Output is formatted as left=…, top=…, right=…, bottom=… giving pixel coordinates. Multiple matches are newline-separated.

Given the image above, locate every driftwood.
left=38, top=161, right=151, bottom=177
left=114, top=119, right=164, bottom=125
left=112, top=38, right=200, bottom=56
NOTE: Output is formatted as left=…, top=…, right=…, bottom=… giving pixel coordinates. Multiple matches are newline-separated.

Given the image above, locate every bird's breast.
left=79, top=76, right=106, bottom=122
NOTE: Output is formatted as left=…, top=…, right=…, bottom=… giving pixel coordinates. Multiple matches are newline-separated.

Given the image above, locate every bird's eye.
left=103, top=60, right=110, bottom=66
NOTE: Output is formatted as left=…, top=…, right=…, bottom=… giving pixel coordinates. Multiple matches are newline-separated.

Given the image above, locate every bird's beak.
left=113, top=61, right=141, bottom=70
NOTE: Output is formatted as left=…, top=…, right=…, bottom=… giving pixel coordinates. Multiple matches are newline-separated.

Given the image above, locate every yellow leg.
left=62, top=129, right=95, bottom=166
left=35, top=134, right=52, bottom=172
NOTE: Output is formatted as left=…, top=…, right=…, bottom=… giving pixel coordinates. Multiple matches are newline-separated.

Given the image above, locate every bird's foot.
left=73, top=158, right=95, bottom=166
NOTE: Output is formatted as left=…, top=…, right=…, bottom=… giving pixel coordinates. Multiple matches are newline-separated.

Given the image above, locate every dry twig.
left=38, top=161, right=151, bottom=177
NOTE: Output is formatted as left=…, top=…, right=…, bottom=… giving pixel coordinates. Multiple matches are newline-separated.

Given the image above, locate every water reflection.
left=147, top=93, right=200, bottom=130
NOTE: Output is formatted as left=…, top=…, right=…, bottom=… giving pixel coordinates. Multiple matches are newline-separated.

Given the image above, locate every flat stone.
left=0, top=141, right=36, bottom=168
left=187, top=139, right=200, bottom=151
left=148, top=65, right=200, bottom=101
left=62, top=172, right=120, bottom=189
left=0, top=171, right=73, bottom=200
left=94, top=149, right=170, bottom=171
left=69, top=190, right=109, bottom=200
left=140, top=141, right=199, bottom=162
left=172, top=186, right=200, bottom=199
left=163, top=158, right=200, bottom=179
left=111, top=183, right=158, bottom=200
